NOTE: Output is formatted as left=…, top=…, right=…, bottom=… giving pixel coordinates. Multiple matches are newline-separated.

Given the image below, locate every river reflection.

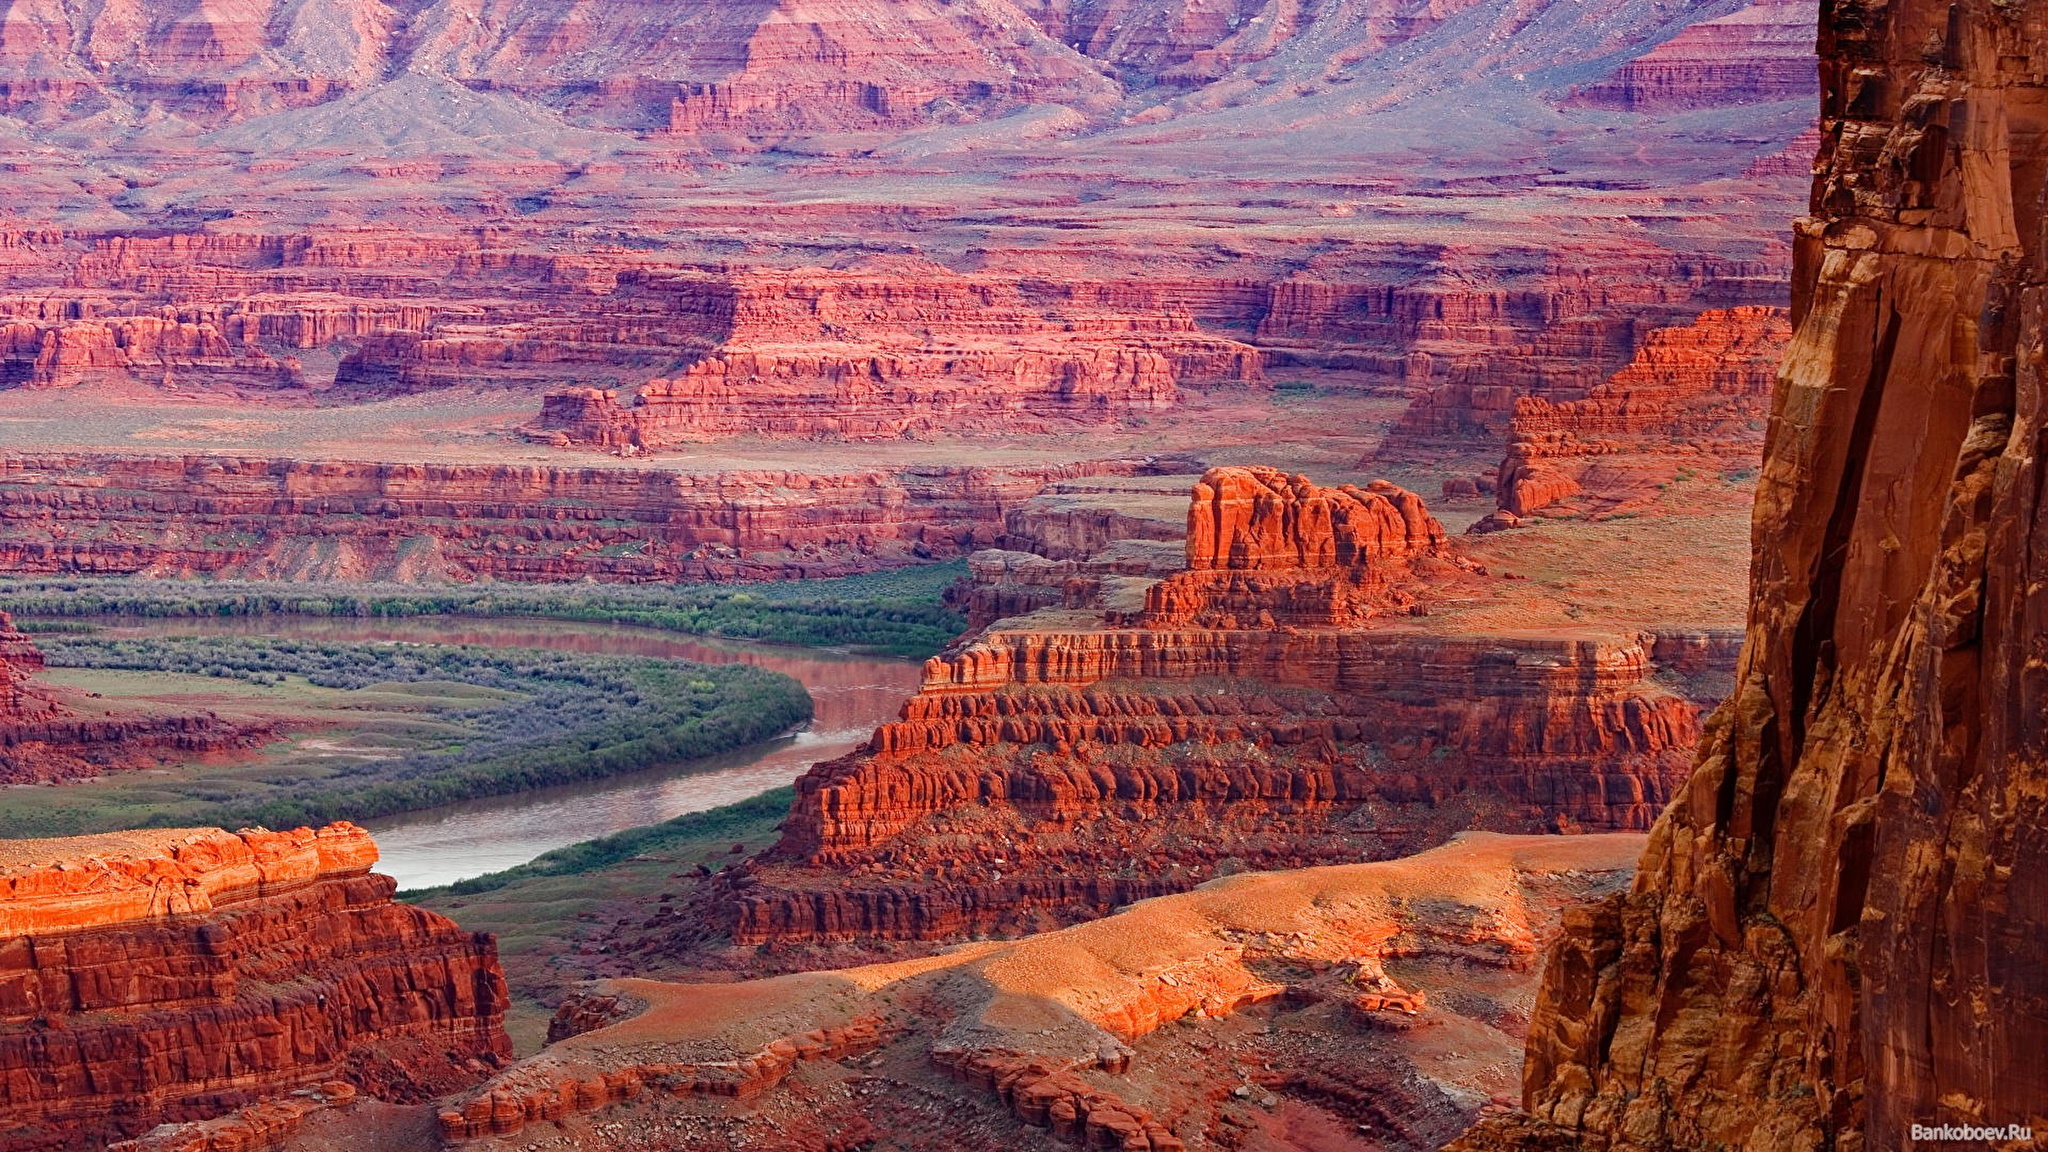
left=92, top=615, right=924, bottom=889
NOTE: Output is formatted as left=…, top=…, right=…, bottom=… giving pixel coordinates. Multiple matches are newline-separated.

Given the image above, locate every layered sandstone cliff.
left=1572, top=0, right=1816, bottom=111
left=0, top=453, right=1191, bottom=583
left=0, top=823, right=510, bottom=1150
left=1455, top=2, right=2048, bottom=1148
left=712, top=468, right=1715, bottom=948
left=532, top=269, right=1262, bottom=444
left=1493, top=306, right=1792, bottom=518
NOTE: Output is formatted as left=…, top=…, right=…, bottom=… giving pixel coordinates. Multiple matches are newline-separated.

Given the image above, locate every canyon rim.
left=0, top=0, right=2035, bottom=1150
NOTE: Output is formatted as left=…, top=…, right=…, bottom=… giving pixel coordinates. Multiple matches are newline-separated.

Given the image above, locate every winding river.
left=86, top=616, right=924, bottom=889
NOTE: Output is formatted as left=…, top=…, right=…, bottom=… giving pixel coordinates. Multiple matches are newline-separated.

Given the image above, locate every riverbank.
left=8, top=613, right=925, bottom=885
left=0, top=564, right=969, bottom=657
left=406, top=790, right=796, bottom=1051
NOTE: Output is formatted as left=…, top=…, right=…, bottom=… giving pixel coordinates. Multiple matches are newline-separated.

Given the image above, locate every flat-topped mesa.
left=0, top=824, right=510, bottom=1150
left=0, top=453, right=1193, bottom=584
left=540, top=344, right=1186, bottom=446
left=0, top=315, right=302, bottom=390
left=0, top=823, right=377, bottom=936
left=1142, top=466, right=1447, bottom=627
left=716, top=460, right=1716, bottom=949
left=534, top=271, right=1263, bottom=446
left=1494, top=306, right=1792, bottom=517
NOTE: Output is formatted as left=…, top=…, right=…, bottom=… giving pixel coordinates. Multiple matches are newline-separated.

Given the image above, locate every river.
left=84, top=616, right=924, bottom=889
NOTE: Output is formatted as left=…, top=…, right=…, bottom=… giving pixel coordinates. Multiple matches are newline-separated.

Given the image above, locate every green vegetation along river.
left=23, top=615, right=923, bottom=889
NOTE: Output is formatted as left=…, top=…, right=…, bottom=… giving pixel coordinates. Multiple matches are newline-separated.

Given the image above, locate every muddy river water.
left=92, top=616, right=924, bottom=889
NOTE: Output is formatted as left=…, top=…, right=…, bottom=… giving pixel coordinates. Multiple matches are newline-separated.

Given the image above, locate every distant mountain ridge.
left=0, top=0, right=1811, bottom=142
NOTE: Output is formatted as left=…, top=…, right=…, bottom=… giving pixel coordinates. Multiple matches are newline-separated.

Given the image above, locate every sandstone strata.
left=535, top=269, right=1261, bottom=444
left=1455, top=2, right=2048, bottom=1148
left=0, top=453, right=1192, bottom=583
left=0, top=609, right=267, bottom=784
left=1572, top=0, right=1816, bottom=111
left=715, top=468, right=1716, bottom=947
left=0, top=824, right=511, bottom=1150
left=1141, top=464, right=1445, bottom=626
left=1494, top=306, right=1792, bottom=517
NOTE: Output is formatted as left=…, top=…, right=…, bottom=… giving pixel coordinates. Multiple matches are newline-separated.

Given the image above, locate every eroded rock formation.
left=1455, top=2, right=2048, bottom=1147
left=1494, top=306, right=1792, bottom=517
left=430, top=834, right=1643, bottom=1152
left=0, top=609, right=268, bottom=784
left=0, top=453, right=1192, bottom=583
left=710, top=468, right=1715, bottom=947
left=1572, top=0, right=1816, bottom=111
left=1142, top=465, right=1445, bottom=626
left=534, top=269, right=1261, bottom=444
left=0, top=824, right=510, bottom=1150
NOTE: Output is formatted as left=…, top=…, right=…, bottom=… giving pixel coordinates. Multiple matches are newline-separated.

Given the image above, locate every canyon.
left=0, top=0, right=1813, bottom=481
left=276, top=831, right=1645, bottom=1151
left=660, top=464, right=1731, bottom=957
left=1451, top=0, right=2048, bottom=1147
left=0, top=822, right=510, bottom=1151
left=0, top=0, right=1913, bottom=1148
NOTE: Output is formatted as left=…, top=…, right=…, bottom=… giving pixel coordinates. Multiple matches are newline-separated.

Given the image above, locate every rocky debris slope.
left=422, top=833, right=1641, bottom=1152
left=0, top=823, right=511, bottom=1150
left=1488, top=306, right=1792, bottom=520
left=0, top=452, right=1193, bottom=583
left=1452, top=1, right=2048, bottom=1148
left=699, top=467, right=1715, bottom=949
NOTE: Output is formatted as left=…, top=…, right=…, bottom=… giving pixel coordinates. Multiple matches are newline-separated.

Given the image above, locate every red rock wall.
left=0, top=610, right=271, bottom=784
left=534, top=270, right=1262, bottom=445
left=0, top=824, right=510, bottom=1150
left=1141, top=466, right=1446, bottom=627
left=0, top=226, right=1782, bottom=445
left=1332, top=247, right=1791, bottom=447
left=0, top=452, right=1190, bottom=583
left=1572, top=0, right=1817, bottom=111
left=1495, top=306, right=1792, bottom=515
left=1455, top=2, right=2048, bottom=1147
left=724, top=472, right=1710, bottom=946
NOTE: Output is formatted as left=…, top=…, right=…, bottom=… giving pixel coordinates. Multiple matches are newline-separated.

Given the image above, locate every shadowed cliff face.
left=1453, top=2, right=2048, bottom=1148
left=0, top=824, right=511, bottom=1150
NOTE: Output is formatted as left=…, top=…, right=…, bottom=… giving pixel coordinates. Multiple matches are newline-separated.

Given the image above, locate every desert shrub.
left=0, top=563, right=967, bottom=657
left=37, top=635, right=812, bottom=829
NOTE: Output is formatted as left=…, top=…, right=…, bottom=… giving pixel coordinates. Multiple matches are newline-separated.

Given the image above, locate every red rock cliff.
left=713, top=468, right=1711, bottom=948
left=0, top=610, right=269, bottom=784
left=533, top=269, right=1261, bottom=445
left=0, top=823, right=510, bottom=1150
left=1455, top=2, right=2048, bottom=1147
left=1572, top=0, right=1817, bottom=111
left=1495, top=306, right=1793, bottom=517
left=0, top=453, right=1191, bottom=583
left=1143, top=465, right=1445, bottom=626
